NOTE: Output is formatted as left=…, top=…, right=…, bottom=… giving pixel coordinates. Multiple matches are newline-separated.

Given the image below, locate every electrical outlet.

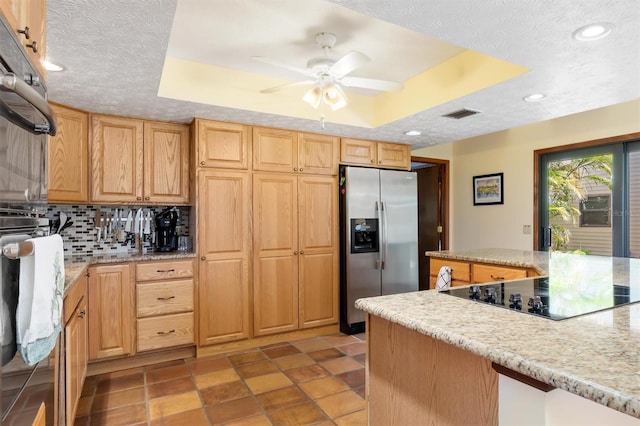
left=523, top=225, right=532, bottom=235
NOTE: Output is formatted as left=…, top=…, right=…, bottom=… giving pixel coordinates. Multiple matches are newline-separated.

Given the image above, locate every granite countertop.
left=425, top=248, right=551, bottom=275
left=63, top=251, right=196, bottom=294
left=358, top=250, right=640, bottom=418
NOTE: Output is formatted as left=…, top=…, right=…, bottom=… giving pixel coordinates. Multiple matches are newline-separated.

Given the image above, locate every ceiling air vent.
left=442, top=108, right=481, bottom=119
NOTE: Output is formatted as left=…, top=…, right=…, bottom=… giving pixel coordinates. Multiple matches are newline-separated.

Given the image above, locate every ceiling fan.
left=253, top=32, right=403, bottom=111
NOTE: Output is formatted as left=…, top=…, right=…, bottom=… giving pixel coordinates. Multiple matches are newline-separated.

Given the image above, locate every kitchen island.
left=357, top=250, right=640, bottom=425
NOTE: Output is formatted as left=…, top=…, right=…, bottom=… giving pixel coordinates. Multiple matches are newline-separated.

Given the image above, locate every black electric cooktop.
left=444, top=277, right=640, bottom=320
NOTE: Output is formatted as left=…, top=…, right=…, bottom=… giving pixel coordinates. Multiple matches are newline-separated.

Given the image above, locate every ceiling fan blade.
left=252, top=56, right=313, bottom=76
left=329, top=51, right=370, bottom=78
left=339, top=76, right=403, bottom=92
left=260, top=80, right=316, bottom=94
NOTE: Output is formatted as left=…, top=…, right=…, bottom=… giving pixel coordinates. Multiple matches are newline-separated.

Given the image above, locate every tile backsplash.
left=46, top=205, right=191, bottom=257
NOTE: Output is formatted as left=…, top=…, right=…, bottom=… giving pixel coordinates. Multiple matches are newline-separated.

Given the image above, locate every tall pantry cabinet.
left=194, top=120, right=339, bottom=347
left=195, top=120, right=252, bottom=345
left=252, top=127, right=339, bottom=336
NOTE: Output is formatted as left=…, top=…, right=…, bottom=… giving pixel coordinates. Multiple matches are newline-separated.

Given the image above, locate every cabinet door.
left=48, top=104, right=89, bottom=203
left=377, top=142, right=411, bottom=170
left=88, top=264, right=134, bottom=360
left=253, top=173, right=299, bottom=335
left=143, top=121, right=190, bottom=203
left=198, top=171, right=251, bottom=345
left=253, top=127, right=297, bottom=173
left=340, top=138, right=377, bottom=166
left=298, top=132, right=339, bottom=175
left=196, top=119, right=251, bottom=169
left=65, top=295, right=87, bottom=426
left=0, top=0, right=46, bottom=78
left=298, top=176, right=339, bottom=328
left=91, top=115, right=144, bottom=203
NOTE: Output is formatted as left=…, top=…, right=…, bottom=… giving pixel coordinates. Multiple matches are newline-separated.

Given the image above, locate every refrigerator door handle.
left=375, top=201, right=383, bottom=270
left=381, top=201, right=387, bottom=270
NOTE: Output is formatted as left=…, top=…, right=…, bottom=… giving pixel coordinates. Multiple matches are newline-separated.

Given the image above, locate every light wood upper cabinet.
left=253, top=127, right=338, bottom=175
left=340, top=138, right=376, bottom=166
left=298, top=133, right=339, bottom=175
left=340, top=138, right=411, bottom=170
left=0, top=0, right=47, bottom=78
left=143, top=121, right=190, bottom=203
left=91, top=115, right=189, bottom=203
left=195, top=119, right=251, bottom=169
left=253, top=127, right=297, bottom=173
left=48, top=104, right=89, bottom=203
left=91, top=115, right=144, bottom=203
left=88, top=264, right=134, bottom=360
left=198, top=170, right=251, bottom=345
left=377, top=142, right=411, bottom=170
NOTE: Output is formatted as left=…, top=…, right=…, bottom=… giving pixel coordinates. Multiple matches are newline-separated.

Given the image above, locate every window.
left=580, top=195, right=610, bottom=227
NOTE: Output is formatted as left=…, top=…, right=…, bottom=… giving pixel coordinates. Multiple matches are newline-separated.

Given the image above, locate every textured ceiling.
left=45, top=0, right=640, bottom=149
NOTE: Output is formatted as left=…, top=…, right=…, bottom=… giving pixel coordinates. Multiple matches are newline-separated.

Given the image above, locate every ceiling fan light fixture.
left=323, top=83, right=347, bottom=111
left=303, top=86, right=322, bottom=108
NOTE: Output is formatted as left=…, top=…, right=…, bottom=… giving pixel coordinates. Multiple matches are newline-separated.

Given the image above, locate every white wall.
left=412, top=98, right=640, bottom=250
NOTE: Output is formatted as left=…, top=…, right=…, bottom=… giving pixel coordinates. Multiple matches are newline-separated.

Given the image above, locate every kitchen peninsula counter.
left=357, top=251, right=640, bottom=423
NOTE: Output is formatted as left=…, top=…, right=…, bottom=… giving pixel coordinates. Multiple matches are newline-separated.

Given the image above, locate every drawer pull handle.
left=78, top=310, right=86, bottom=319
left=157, top=296, right=176, bottom=301
left=157, top=329, right=176, bottom=335
left=490, top=275, right=505, bottom=280
left=156, top=269, right=175, bottom=273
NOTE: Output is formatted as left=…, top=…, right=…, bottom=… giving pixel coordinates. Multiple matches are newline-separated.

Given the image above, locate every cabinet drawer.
left=136, top=259, right=193, bottom=281
left=429, top=258, right=471, bottom=283
left=137, top=312, right=194, bottom=352
left=473, top=264, right=527, bottom=283
left=137, top=279, right=194, bottom=317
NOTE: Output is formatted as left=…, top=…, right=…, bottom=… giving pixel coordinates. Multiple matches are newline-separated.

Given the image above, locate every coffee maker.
left=155, top=207, right=178, bottom=252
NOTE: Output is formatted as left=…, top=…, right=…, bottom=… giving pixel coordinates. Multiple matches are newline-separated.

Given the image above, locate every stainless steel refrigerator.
left=339, top=165, right=418, bottom=334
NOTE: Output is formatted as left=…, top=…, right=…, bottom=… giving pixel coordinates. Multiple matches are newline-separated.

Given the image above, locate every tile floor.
left=75, top=333, right=367, bottom=425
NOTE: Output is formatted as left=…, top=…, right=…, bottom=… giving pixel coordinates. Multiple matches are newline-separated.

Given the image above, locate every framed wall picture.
left=473, top=172, right=503, bottom=205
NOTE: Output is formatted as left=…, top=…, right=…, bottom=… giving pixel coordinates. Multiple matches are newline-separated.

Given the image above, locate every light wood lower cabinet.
left=428, top=256, right=538, bottom=288
left=253, top=173, right=338, bottom=336
left=135, top=260, right=195, bottom=352
left=64, top=273, right=88, bottom=426
left=88, top=264, right=134, bottom=360
left=197, top=170, right=251, bottom=345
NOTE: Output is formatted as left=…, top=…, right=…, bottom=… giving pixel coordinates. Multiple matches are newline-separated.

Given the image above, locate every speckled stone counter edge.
left=63, top=251, right=196, bottom=294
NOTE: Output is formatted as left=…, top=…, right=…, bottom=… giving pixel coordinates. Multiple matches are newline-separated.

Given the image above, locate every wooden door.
left=91, top=115, right=144, bottom=203
left=88, top=264, right=134, bottom=360
left=298, top=132, right=339, bottom=175
left=298, top=176, right=339, bottom=328
left=197, top=170, right=251, bottom=345
left=143, top=121, right=190, bottom=203
left=65, top=294, right=87, bottom=426
left=253, top=173, right=299, bottom=335
left=253, top=127, right=297, bottom=173
left=377, top=142, right=411, bottom=170
left=48, top=104, right=89, bottom=203
left=340, top=138, right=377, bottom=166
left=196, top=119, right=251, bottom=169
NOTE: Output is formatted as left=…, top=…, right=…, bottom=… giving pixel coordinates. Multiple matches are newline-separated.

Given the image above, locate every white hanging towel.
left=435, top=266, right=452, bottom=291
left=16, top=234, right=65, bottom=366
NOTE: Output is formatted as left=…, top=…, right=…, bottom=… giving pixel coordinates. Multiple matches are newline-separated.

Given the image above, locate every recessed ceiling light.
left=523, top=93, right=546, bottom=102
left=404, top=130, right=422, bottom=136
left=43, top=60, right=64, bottom=72
left=572, top=23, right=613, bottom=41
